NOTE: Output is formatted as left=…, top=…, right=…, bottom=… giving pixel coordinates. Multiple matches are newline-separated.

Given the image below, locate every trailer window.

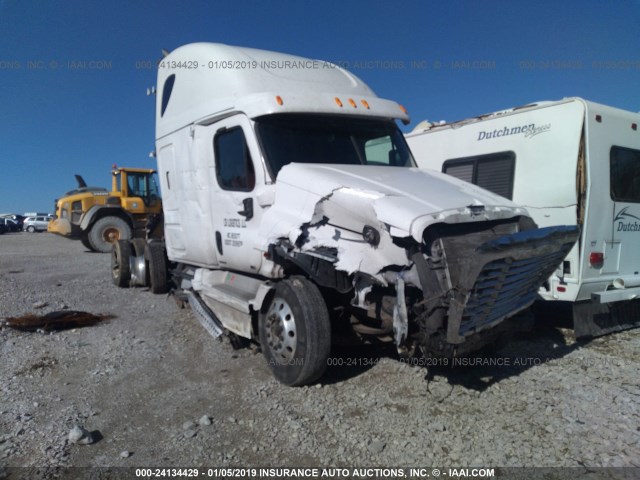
left=214, top=127, right=256, bottom=191
left=611, top=146, right=640, bottom=203
left=443, top=151, right=515, bottom=199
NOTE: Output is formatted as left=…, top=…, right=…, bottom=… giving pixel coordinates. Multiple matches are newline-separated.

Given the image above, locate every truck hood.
left=273, top=163, right=528, bottom=241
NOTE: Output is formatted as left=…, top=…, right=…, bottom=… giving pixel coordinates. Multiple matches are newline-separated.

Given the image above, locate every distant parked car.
left=0, top=218, right=20, bottom=232
left=23, top=216, right=53, bottom=232
left=0, top=223, right=7, bottom=235
left=11, top=215, right=25, bottom=230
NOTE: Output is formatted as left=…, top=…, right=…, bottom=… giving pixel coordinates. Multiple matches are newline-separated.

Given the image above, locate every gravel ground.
left=1, top=233, right=639, bottom=476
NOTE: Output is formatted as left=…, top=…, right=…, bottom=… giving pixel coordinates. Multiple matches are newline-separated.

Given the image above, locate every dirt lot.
left=1, top=233, right=639, bottom=477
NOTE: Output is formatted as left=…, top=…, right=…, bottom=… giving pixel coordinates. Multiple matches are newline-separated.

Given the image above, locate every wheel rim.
left=265, top=296, right=297, bottom=362
left=102, top=227, right=120, bottom=244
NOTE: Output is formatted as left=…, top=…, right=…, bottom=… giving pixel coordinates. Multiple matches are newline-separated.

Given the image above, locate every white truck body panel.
left=406, top=97, right=640, bottom=304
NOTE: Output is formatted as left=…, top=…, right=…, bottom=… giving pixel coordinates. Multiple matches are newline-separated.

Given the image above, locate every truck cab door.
left=196, top=114, right=267, bottom=273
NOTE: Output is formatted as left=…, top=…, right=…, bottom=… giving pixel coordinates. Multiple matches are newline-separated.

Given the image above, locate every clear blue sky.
left=1, top=0, right=639, bottom=214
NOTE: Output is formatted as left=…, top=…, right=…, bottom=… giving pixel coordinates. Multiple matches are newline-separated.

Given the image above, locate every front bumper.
left=441, top=225, right=580, bottom=344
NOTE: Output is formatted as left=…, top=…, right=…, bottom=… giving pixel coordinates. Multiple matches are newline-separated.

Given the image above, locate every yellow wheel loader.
left=48, top=166, right=163, bottom=252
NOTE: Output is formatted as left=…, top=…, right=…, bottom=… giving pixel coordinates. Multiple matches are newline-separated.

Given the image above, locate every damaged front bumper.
left=414, top=225, right=579, bottom=354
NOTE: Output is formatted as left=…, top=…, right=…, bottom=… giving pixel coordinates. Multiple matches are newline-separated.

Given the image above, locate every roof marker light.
left=348, top=98, right=357, bottom=108
left=275, top=96, right=283, bottom=106
left=361, top=100, right=370, bottom=109
left=399, top=104, right=408, bottom=115
left=632, top=123, right=637, bottom=131
left=334, top=97, right=343, bottom=107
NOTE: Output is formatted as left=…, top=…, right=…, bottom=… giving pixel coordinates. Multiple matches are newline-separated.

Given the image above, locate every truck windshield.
left=255, top=114, right=415, bottom=178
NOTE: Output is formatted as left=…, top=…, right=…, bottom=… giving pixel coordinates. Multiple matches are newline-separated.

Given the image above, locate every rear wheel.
left=145, top=242, right=168, bottom=294
left=88, top=216, right=132, bottom=253
left=111, top=240, right=132, bottom=287
left=259, top=277, right=331, bottom=386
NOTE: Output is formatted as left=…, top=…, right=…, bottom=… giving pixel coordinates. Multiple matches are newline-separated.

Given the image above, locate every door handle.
left=238, top=198, right=253, bottom=221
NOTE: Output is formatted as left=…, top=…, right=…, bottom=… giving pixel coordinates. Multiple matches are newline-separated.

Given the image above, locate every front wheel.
left=27, top=226, right=35, bottom=233
left=259, top=277, right=331, bottom=386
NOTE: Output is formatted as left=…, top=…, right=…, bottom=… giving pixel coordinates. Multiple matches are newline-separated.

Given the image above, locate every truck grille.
left=459, top=249, right=568, bottom=336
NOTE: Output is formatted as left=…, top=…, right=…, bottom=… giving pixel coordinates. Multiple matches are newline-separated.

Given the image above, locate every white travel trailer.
left=112, top=43, right=578, bottom=386
left=406, top=97, right=640, bottom=337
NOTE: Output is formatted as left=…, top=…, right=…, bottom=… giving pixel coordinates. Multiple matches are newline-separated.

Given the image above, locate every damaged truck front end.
left=152, top=44, right=580, bottom=386
left=264, top=169, right=579, bottom=362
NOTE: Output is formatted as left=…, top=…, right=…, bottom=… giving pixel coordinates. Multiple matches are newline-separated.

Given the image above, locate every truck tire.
left=259, top=277, right=331, bottom=386
left=88, top=216, right=132, bottom=253
left=111, top=240, right=132, bottom=288
left=145, top=242, right=168, bottom=294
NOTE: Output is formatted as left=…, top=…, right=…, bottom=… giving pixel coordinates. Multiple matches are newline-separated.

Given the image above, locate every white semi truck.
left=405, top=98, right=640, bottom=337
left=112, top=43, right=578, bottom=386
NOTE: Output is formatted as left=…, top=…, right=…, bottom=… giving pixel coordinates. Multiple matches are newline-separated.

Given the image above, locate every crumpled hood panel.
left=274, top=163, right=526, bottom=238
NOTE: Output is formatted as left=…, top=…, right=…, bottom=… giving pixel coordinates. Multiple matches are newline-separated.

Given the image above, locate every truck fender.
left=249, top=282, right=275, bottom=335
left=80, top=205, right=132, bottom=231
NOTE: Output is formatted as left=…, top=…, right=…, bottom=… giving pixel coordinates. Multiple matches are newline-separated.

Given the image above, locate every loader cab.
left=112, top=168, right=162, bottom=212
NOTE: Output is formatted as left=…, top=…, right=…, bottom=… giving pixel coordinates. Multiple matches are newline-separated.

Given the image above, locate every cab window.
left=214, top=127, right=256, bottom=191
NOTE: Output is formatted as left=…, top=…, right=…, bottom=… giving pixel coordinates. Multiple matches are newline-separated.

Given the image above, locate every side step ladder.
left=185, top=290, right=224, bottom=338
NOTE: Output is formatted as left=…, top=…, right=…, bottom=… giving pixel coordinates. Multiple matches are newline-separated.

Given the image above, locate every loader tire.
left=111, top=240, right=132, bottom=288
left=88, top=216, right=132, bottom=253
left=259, top=277, right=331, bottom=386
left=80, top=236, right=94, bottom=252
left=145, top=242, right=168, bottom=294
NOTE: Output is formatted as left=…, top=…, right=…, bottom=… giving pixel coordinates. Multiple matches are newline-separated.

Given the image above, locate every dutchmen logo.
left=477, top=123, right=551, bottom=141
left=614, top=206, right=640, bottom=232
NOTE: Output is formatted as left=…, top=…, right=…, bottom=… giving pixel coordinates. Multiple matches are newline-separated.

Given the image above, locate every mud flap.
left=573, top=299, right=640, bottom=338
